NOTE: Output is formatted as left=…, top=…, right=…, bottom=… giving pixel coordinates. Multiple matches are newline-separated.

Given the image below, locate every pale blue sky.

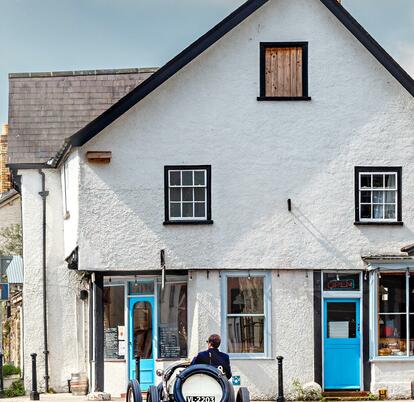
left=0, top=0, right=413, bottom=123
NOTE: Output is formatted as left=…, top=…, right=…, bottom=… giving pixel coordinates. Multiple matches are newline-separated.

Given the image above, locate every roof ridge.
left=9, top=67, right=159, bottom=79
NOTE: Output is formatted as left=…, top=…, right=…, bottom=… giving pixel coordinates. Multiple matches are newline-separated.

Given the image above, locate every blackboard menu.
left=104, top=328, right=119, bottom=359
left=159, top=326, right=180, bottom=358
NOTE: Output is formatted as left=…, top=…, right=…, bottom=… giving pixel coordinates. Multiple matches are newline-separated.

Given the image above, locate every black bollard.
left=30, top=353, right=40, bottom=400
left=276, top=356, right=285, bottom=402
left=0, top=352, right=4, bottom=395
left=135, top=354, right=141, bottom=383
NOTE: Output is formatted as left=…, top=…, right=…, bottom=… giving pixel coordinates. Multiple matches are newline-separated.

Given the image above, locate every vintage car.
left=126, top=362, right=250, bottom=402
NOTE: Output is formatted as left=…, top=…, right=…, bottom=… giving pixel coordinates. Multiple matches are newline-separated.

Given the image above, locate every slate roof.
left=8, top=68, right=157, bottom=164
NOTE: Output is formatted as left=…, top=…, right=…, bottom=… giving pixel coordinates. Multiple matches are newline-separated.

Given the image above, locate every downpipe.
left=38, top=170, right=49, bottom=392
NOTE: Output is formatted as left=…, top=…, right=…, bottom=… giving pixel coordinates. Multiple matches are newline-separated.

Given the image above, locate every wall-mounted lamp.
left=287, top=199, right=292, bottom=212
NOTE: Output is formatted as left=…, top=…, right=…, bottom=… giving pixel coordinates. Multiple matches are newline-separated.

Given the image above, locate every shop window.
left=377, top=273, right=414, bottom=357
left=164, top=166, right=212, bottom=224
left=323, top=273, right=360, bottom=291
left=158, top=282, right=188, bottom=359
left=104, top=285, right=125, bottom=360
left=355, top=167, right=402, bottom=224
left=224, top=273, right=270, bottom=356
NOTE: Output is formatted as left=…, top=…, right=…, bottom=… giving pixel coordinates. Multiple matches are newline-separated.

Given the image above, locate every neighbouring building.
left=7, top=0, right=414, bottom=399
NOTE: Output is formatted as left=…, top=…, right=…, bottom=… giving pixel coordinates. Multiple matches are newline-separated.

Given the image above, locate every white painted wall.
left=0, top=195, right=21, bottom=248
left=20, top=169, right=85, bottom=392
left=72, top=0, right=414, bottom=396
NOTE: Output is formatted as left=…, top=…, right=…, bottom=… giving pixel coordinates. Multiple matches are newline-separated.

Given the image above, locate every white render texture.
left=73, top=0, right=414, bottom=396
left=0, top=194, right=21, bottom=250
left=18, top=0, right=414, bottom=397
left=21, top=170, right=85, bottom=392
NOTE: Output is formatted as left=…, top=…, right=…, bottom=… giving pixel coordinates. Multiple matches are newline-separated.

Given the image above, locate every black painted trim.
left=48, top=0, right=414, bottom=156
left=354, top=166, right=402, bottom=223
left=164, top=220, right=214, bottom=225
left=164, top=165, right=212, bottom=224
left=319, top=0, right=414, bottom=98
left=94, top=273, right=104, bottom=392
left=7, top=163, right=51, bottom=170
left=88, top=281, right=94, bottom=393
left=362, top=274, right=371, bottom=391
left=259, top=42, right=309, bottom=98
left=83, top=270, right=188, bottom=276
left=257, top=96, right=311, bottom=101
left=313, top=271, right=322, bottom=386
left=354, top=221, right=403, bottom=226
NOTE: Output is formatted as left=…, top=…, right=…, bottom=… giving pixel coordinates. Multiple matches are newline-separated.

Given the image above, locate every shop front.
left=92, top=273, right=188, bottom=396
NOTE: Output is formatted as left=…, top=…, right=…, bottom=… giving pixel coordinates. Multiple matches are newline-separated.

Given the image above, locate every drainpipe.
left=38, top=170, right=49, bottom=392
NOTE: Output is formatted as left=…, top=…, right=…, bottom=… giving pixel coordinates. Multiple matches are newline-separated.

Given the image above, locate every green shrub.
left=5, top=379, right=25, bottom=397
left=3, top=364, right=21, bottom=377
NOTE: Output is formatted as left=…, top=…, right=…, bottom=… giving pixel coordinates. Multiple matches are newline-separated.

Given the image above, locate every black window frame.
left=164, top=165, right=213, bottom=225
left=258, top=42, right=311, bottom=101
left=354, top=166, right=402, bottom=225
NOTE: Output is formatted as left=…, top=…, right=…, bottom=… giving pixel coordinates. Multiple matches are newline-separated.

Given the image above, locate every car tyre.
left=127, top=379, right=142, bottom=402
left=147, top=385, right=160, bottom=402
left=236, top=387, right=250, bottom=402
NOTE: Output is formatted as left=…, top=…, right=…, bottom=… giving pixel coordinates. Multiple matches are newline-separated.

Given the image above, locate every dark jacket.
left=191, top=348, right=232, bottom=379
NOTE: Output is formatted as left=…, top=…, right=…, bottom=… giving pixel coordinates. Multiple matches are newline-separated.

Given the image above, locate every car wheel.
left=236, top=387, right=250, bottom=402
left=147, top=385, right=160, bottom=402
left=127, top=379, right=142, bottom=402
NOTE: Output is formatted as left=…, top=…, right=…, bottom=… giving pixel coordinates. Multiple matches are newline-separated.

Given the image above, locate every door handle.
left=357, top=324, right=360, bottom=332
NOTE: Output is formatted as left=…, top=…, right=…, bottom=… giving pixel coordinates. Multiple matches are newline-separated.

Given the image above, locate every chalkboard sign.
left=104, top=328, right=119, bottom=359
left=159, top=326, right=181, bottom=358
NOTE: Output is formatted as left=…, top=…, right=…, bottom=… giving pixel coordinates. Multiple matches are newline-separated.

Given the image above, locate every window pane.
left=182, top=171, right=193, bottom=186
left=133, top=301, right=153, bottom=359
left=323, top=273, right=360, bottom=291
left=409, top=275, right=414, bottom=313
left=194, top=188, right=205, bottom=201
left=385, top=174, right=396, bottom=189
left=373, top=191, right=384, bottom=203
left=194, top=202, right=206, bottom=218
left=384, top=191, right=396, bottom=203
left=170, top=171, right=181, bottom=186
left=194, top=171, right=205, bottom=186
left=326, top=302, right=357, bottom=338
left=379, top=274, right=406, bottom=313
left=182, top=203, right=193, bottom=217
left=360, top=191, right=371, bottom=203
left=170, top=203, right=181, bottom=218
left=384, top=205, right=396, bottom=219
left=227, top=316, right=264, bottom=353
left=158, top=283, right=188, bottom=358
left=410, top=316, right=414, bottom=356
left=373, top=205, right=384, bottom=219
left=373, top=175, right=384, bottom=188
left=227, top=277, right=264, bottom=314
left=170, top=188, right=181, bottom=202
left=104, top=286, right=125, bottom=359
left=129, top=281, right=154, bottom=295
left=378, top=314, right=406, bottom=356
left=182, top=188, right=193, bottom=201
left=360, top=175, right=371, bottom=188
left=360, top=204, right=371, bottom=219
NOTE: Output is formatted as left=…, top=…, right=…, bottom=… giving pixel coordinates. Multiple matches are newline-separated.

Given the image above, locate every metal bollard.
left=276, top=356, right=285, bottom=402
left=0, top=352, right=4, bottom=395
left=30, top=353, right=40, bottom=400
left=135, top=354, right=141, bottom=383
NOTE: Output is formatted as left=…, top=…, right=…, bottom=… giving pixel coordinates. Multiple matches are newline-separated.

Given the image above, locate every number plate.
left=186, top=397, right=215, bottom=402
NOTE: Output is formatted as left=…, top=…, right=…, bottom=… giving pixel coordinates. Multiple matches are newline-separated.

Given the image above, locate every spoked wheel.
left=236, top=387, right=250, bottom=402
left=126, top=379, right=142, bottom=402
left=147, top=385, right=160, bottom=402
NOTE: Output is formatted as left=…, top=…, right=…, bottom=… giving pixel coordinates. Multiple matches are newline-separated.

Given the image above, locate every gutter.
left=38, top=170, right=50, bottom=392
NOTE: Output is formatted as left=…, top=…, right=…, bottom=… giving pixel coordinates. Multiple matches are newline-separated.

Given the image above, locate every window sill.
left=156, top=358, right=189, bottom=362
left=257, top=96, right=311, bottom=101
left=370, top=356, right=414, bottom=362
left=229, top=356, right=274, bottom=360
left=104, top=359, right=126, bottom=363
left=163, top=220, right=214, bottom=225
left=354, top=221, right=403, bottom=226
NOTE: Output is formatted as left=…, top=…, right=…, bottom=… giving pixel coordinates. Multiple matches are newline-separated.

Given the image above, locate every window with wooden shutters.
left=258, top=42, right=310, bottom=101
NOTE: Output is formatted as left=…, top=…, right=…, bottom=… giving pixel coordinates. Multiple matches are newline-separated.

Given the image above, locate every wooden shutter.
left=265, top=47, right=303, bottom=97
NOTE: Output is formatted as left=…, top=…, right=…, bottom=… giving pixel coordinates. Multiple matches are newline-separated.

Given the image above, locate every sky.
left=0, top=0, right=413, bottom=123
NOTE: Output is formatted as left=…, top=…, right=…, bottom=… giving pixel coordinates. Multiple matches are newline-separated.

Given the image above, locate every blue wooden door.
left=129, top=296, right=155, bottom=390
left=324, top=299, right=361, bottom=390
